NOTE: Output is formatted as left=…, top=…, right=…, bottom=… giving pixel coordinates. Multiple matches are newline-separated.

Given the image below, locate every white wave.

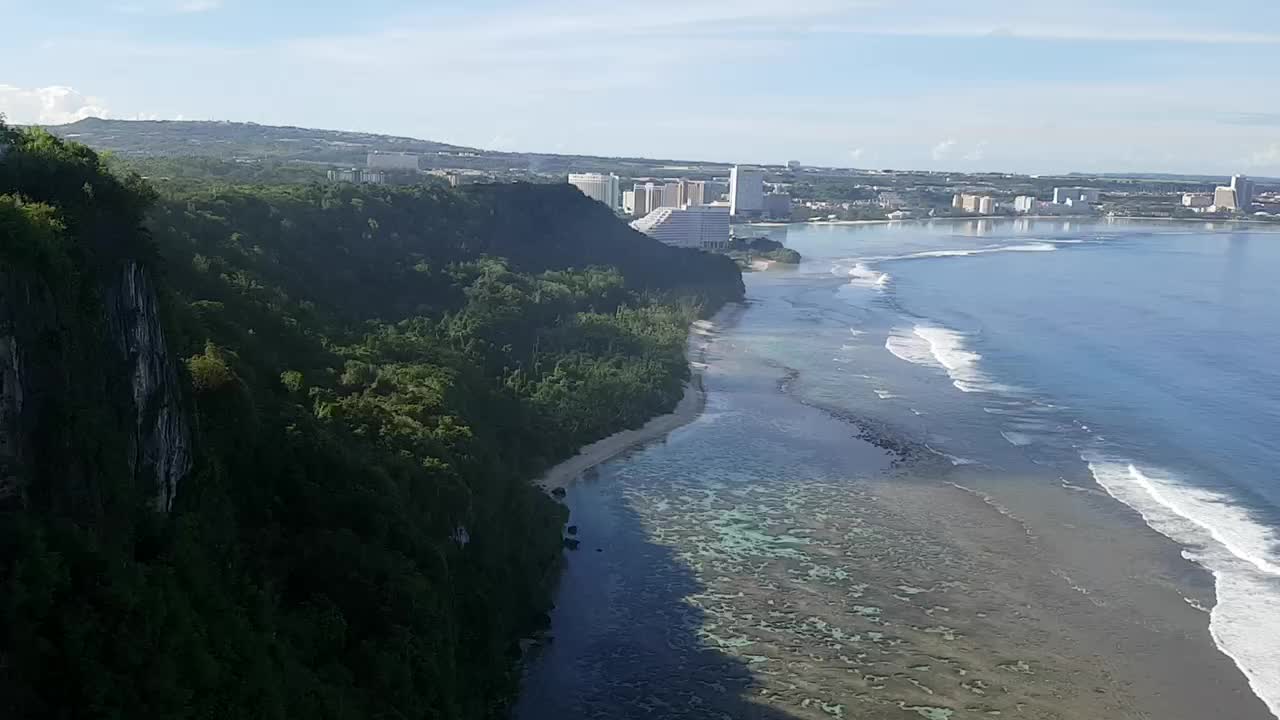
left=1000, top=431, right=1034, bottom=446
left=886, top=323, right=1019, bottom=397
left=1087, top=458, right=1280, bottom=717
left=897, top=241, right=1058, bottom=261
left=873, top=389, right=897, bottom=400
left=847, top=262, right=891, bottom=289
left=849, top=328, right=866, bottom=337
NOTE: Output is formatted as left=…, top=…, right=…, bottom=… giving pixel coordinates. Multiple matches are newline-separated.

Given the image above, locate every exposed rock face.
left=0, top=271, right=47, bottom=505
left=106, top=262, right=192, bottom=513
left=0, top=263, right=191, bottom=512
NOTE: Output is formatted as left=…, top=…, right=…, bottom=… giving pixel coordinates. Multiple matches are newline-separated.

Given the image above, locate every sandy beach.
left=537, top=307, right=739, bottom=492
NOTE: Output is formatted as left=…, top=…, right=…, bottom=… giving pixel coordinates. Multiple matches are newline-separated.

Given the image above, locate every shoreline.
left=536, top=304, right=741, bottom=492
left=744, top=214, right=1279, bottom=229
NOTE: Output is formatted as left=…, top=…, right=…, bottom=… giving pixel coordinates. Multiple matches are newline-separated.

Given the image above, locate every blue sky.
left=3, top=0, right=1279, bottom=175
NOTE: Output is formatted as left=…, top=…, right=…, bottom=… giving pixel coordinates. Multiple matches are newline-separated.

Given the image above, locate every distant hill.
left=44, top=118, right=732, bottom=178
left=49, top=117, right=472, bottom=161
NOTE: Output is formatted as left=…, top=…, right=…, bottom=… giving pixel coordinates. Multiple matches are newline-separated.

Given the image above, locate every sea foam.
left=1086, top=458, right=1280, bottom=718
left=847, top=262, right=890, bottom=289
left=885, top=324, right=1016, bottom=394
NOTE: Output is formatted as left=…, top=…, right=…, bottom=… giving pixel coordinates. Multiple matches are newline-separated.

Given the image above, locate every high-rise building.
left=630, top=205, right=731, bottom=250
left=1231, top=174, right=1254, bottom=208
left=952, top=194, right=965, bottom=209
left=957, top=194, right=992, bottom=213
left=682, top=180, right=707, bottom=206
left=632, top=183, right=658, bottom=217
left=1053, top=187, right=1100, bottom=204
left=661, top=182, right=683, bottom=209
left=1182, top=193, right=1213, bottom=209
left=367, top=152, right=423, bottom=171
left=622, top=190, right=636, bottom=216
left=1215, top=186, right=1239, bottom=210
left=568, top=173, right=621, bottom=209
left=729, top=166, right=765, bottom=218
left=1013, top=196, right=1036, bottom=213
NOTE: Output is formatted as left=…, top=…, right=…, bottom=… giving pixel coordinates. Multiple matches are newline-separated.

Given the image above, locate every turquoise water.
left=517, top=218, right=1280, bottom=718
left=763, top=218, right=1280, bottom=714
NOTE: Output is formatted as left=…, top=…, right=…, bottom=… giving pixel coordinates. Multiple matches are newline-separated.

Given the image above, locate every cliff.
left=0, top=124, right=743, bottom=719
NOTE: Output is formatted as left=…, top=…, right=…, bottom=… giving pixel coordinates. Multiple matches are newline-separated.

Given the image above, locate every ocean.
left=516, top=218, right=1280, bottom=719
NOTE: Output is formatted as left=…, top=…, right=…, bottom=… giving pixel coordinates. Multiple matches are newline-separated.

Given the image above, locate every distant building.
left=1182, top=193, right=1213, bottom=209
left=1214, top=186, right=1239, bottom=210
left=568, top=172, right=621, bottom=208
left=630, top=205, right=730, bottom=250
left=1231, top=174, right=1254, bottom=208
left=878, top=192, right=905, bottom=209
left=632, top=182, right=661, bottom=217
left=682, top=180, right=707, bottom=206
left=787, top=160, right=802, bottom=171
left=1013, top=196, right=1036, bottom=213
left=328, top=168, right=387, bottom=185
left=955, top=193, right=993, bottom=213
left=703, top=180, right=728, bottom=202
left=729, top=166, right=764, bottom=218
left=660, top=182, right=683, bottom=209
left=367, top=152, right=422, bottom=171
left=952, top=194, right=965, bottom=209
left=1053, top=187, right=1100, bottom=205
left=763, top=193, right=792, bottom=220
left=622, top=190, right=636, bottom=216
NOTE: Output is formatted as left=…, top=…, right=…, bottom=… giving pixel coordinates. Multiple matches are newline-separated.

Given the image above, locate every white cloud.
left=0, top=85, right=110, bottom=125
left=848, top=148, right=865, bottom=161
left=1246, top=143, right=1280, bottom=168
left=113, top=0, right=222, bottom=14
left=931, top=139, right=957, bottom=160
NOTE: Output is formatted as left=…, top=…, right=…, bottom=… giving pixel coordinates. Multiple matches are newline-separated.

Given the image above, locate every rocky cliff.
left=106, top=262, right=191, bottom=512
left=0, top=262, right=190, bottom=512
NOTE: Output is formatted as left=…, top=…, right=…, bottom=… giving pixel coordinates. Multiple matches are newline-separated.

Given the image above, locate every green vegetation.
left=728, top=236, right=802, bottom=266
left=0, top=122, right=742, bottom=719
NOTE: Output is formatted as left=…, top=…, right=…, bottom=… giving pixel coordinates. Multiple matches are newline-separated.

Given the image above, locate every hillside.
left=46, top=118, right=730, bottom=179
left=0, top=123, right=742, bottom=719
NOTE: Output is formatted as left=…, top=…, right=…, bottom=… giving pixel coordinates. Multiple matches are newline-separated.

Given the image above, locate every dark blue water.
left=762, top=218, right=1280, bottom=712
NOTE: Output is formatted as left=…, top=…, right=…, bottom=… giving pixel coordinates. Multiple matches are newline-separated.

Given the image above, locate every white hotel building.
left=567, top=173, right=621, bottom=209
left=630, top=205, right=730, bottom=250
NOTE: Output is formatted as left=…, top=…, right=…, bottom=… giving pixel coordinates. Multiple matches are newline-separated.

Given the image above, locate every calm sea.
left=763, top=218, right=1280, bottom=714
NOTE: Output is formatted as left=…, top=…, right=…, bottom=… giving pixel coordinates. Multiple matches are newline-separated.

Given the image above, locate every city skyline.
left=3, top=1, right=1280, bottom=176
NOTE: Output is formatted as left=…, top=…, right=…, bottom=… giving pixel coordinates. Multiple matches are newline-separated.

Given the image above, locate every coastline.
left=536, top=305, right=740, bottom=492
left=745, top=214, right=1279, bottom=229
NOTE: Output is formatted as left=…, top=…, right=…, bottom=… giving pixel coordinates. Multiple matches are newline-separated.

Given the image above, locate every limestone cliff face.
left=106, top=262, right=192, bottom=513
left=0, top=263, right=191, bottom=512
left=0, top=271, right=50, bottom=505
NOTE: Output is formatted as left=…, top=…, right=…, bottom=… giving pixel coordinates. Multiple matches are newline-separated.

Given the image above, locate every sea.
left=516, top=218, right=1280, bottom=718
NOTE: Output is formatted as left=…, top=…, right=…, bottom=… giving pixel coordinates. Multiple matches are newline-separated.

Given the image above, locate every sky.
left=2, top=0, right=1279, bottom=175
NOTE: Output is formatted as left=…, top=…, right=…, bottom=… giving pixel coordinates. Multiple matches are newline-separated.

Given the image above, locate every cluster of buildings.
left=567, top=165, right=791, bottom=250
left=953, top=193, right=996, bottom=214
left=1181, top=175, right=1256, bottom=213
left=951, top=186, right=1104, bottom=216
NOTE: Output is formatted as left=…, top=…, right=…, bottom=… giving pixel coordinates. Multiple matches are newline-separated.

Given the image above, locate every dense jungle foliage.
left=0, top=122, right=743, bottom=719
